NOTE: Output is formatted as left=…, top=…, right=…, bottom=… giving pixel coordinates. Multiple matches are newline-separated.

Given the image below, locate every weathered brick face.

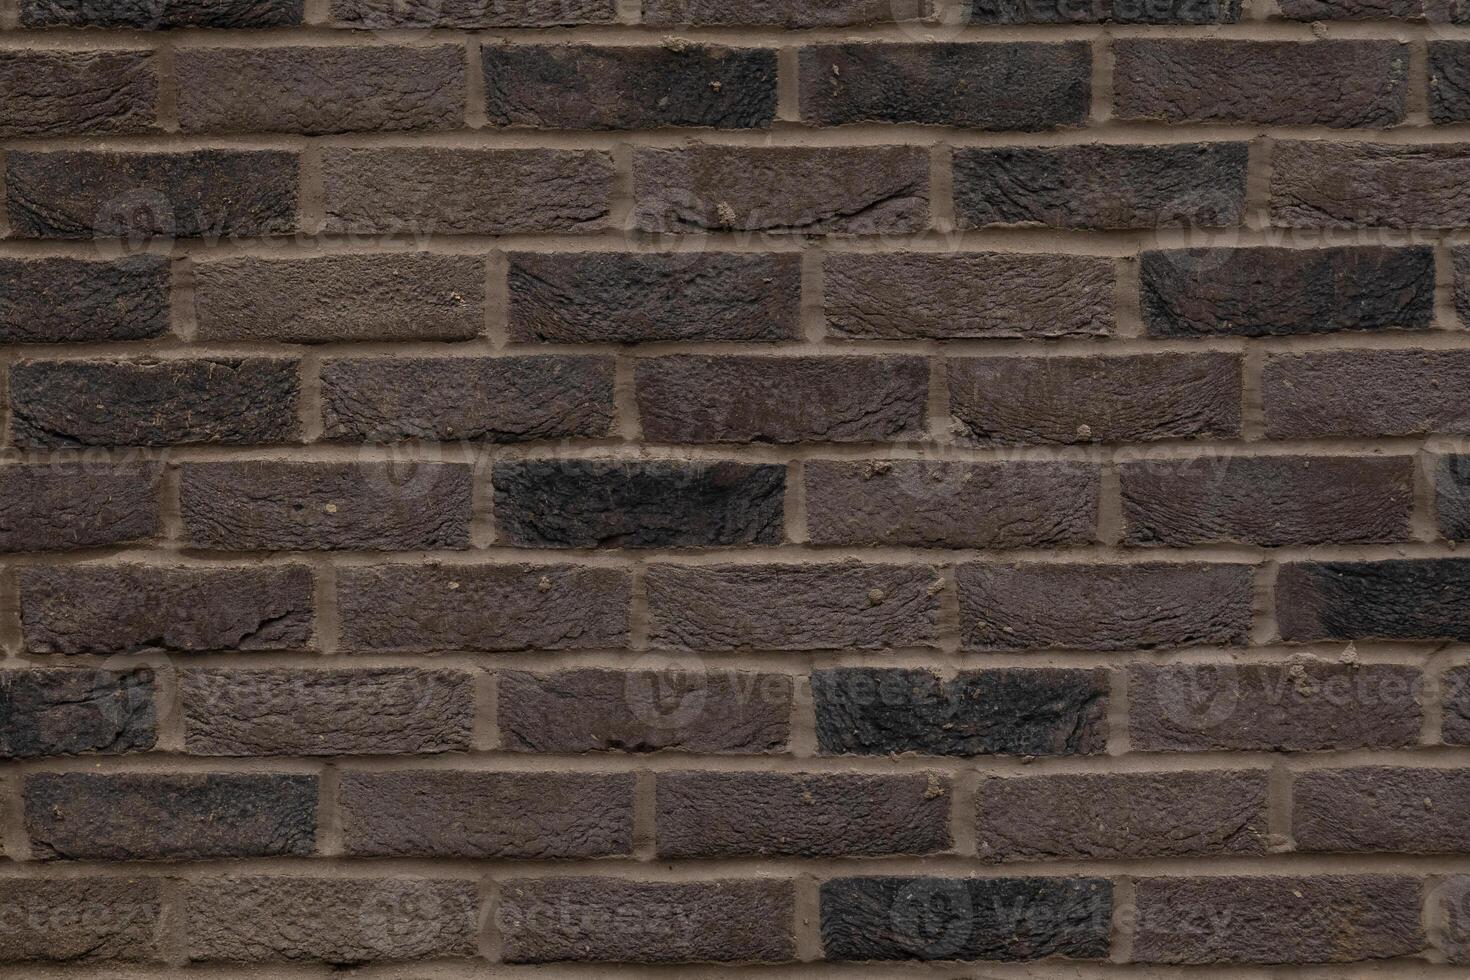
left=0, top=2, right=1462, bottom=973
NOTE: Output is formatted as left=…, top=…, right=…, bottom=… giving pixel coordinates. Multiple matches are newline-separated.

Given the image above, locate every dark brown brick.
left=979, top=771, right=1269, bottom=861
left=180, top=668, right=474, bottom=756
left=1446, top=664, right=1470, bottom=743
left=194, top=254, right=484, bottom=343
left=1131, top=876, right=1423, bottom=964
left=508, top=251, right=801, bottom=343
left=25, top=772, right=317, bottom=861
left=485, top=44, right=775, bottom=130
left=0, top=878, right=161, bottom=962
left=498, top=669, right=792, bottom=754
left=494, top=460, right=783, bottom=548
left=1441, top=876, right=1470, bottom=964
left=1277, top=0, right=1441, bottom=16
left=22, top=0, right=303, bottom=27
left=500, top=877, right=795, bottom=963
left=633, top=146, right=928, bottom=235
left=179, top=461, right=474, bottom=551
left=970, top=0, right=1240, bottom=22
left=1432, top=42, right=1470, bottom=122
left=1444, top=458, right=1470, bottom=540
left=6, top=150, right=298, bottom=240
left=185, top=877, right=479, bottom=963
left=949, top=353, right=1241, bottom=445
left=0, top=255, right=169, bottom=343
left=178, top=45, right=463, bottom=134
left=1115, top=40, right=1406, bottom=125
left=656, top=772, right=951, bottom=858
left=331, top=0, right=614, bottom=27
left=1129, top=662, right=1423, bottom=751
left=0, top=669, right=156, bottom=759
left=821, top=876, right=1111, bottom=962
left=954, top=143, right=1248, bottom=229
left=336, top=563, right=630, bottom=652
left=1294, top=766, right=1470, bottom=853
left=805, top=460, right=1099, bottom=548
left=799, top=42, right=1089, bottom=130
left=1120, top=455, right=1414, bottom=546
left=636, top=355, right=928, bottom=444
left=1272, top=141, right=1470, bottom=228
left=1140, top=246, right=1435, bottom=337
left=0, top=50, right=156, bottom=138
left=20, top=564, right=314, bottom=655
left=824, top=251, right=1115, bottom=340
left=0, top=463, right=161, bottom=552
left=1264, top=349, right=1470, bottom=438
left=322, top=148, right=612, bottom=235
left=958, top=562, right=1252, bottom=651
left=643, top=0, right=921, bottom=24
left=340, top=771, right=632, bottom=858
left=319, top=355, right=615, bottom=443
left=813, top=667, right=1109, bottom=757
left=1279, top=559, right=1470, bottom=641
left=10, top=357, right=300, bottom=449
left=646, top=561, right=942, bottom=651
left=1453, top=247, right=1470, bottom=329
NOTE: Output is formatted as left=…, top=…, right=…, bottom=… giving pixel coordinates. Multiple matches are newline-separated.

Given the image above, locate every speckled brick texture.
left=0, top=0, right=1463, bottom=975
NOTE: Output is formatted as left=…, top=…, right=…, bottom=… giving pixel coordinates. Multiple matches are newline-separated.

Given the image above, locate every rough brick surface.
left=23, top=0, right=303, bottom=27
left=1272, top=141, right=1470, bottom=228
left=1444, top=664, right=1470, bottom=742
left=1277, top=559, right=1470, bottom=641
left=0, top=669, right=156, bottom=759
left=970, top=0, right=1240, bottom=21
left=0, top=50, right=156, bottom=138
left=0, top=255, right=170, bottom=343
left=1294, top=767, right=1470, bottom=853
left=642, top=0, right=920, bottom=24
left=0, top=463, right=161, bottom=551
left=1263, top=349, right=1470, bottom=437
left=1431, top=42, right=1470, bottom=122
left=0, top=878, right=161, bottom=961
left=332, top=0, right=614, bottom=26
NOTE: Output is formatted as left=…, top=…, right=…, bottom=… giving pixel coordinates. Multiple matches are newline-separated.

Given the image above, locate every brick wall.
left=2, top=0, right=1469, bottom=975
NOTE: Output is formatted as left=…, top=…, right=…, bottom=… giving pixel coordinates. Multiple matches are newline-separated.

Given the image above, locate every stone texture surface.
left=0, top=669, right=156, bottom=759
left=0, top=878, right=161, bottom=962
left=0, top=49, right=156, bottom=137
left=0, top=255, right=170, bottom=343
left=0, top=464, right=161, bottom=552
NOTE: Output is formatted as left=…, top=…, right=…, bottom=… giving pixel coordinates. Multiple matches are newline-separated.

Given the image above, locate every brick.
left=634, top=146, right=928, bottom=235
left=339, top=771, right=632, bottom=858
left=485, top=44, right=775, bottom=130
left=178, top=46, right=463, bottom=135
left=954, top=143, right=1248, bottom=229
left=0, top=255, right=169, bottom=343
left=195, top=254, right=484, bottom=343
left=1131, top=876, right=1423, bottom=964
left=958, top=562, right=1251, bottom=651
left=508, top=251, right=801, bottom=343
left=1279, top=559, right=1470, bottom=641
left=323, top=148, right=612, bottom=235
left=185, top=877, right=479, bottom=963
left=1272, top=141, right=1470, bottom=228
left=824, top=251, right=1115, bottom=340
left=1129, top=663, right=1422, bottom=751
left=1442, top=876, right=1470, bottom=964
left=320, top=355, right=615, bottom=443
left=657, top=771, right=952, bottom=857
left=1294, top=767, right=1470, bottom=853
left=1264, top=349, right=1470, bottom=438
left=0, top=669, right=156, bottom=759
left=969, top=0, right=1240, bottom=22
left=813, top=667, right=1109, bottom=757
left=22, top=0, right=303, bottom=27
left=0, top=463, right=161, bottom=552
left=180, top=668, right=474, bottom=756
left=498, top=669, right=792, bottom=754
left=179, top=461, right=474, bottom=551
left=0, top=878, right=161, bottom=962
left=643, top=0, right=921, bottom=24
left=20, top=564, right=314, bottom=655
left=805, top=460, right=1099, bottom=548
left=25, top=772, right=317, bottom=861
left=499, top=878, right=795, bottom=963
left=492, top=460, right=784, bottom=548
left=331, top=0, right=615, bottom=27
left=1454, top=247, right=1470, bottom=328
left=799, top=42, right=1089, bottom=130
left=636, top=355, right=928, bottom=444
left=646, top=562, right=942, bottom=651
left=1120, top=455, right=1414, bottom=546
left=1444, top=665, right=1470, bottom=742
left=978, top=770, right=1269, bottom=861
left=1115, top=41, right=1406, bottom=126
left=821, top=877, right=1111, bottom=962
left=336, top=563, right=630, bottom=652
left=1140, top=246, right=1435, bottom=337
left=1432, top=42, right=1470, bottom=122
left=10, top=357, right=300, bottom=449
left=949, top=353, right=1241, bottom=445
left=6, top=150, right=298, bottom=240
left=0, top=50, right=156, bottom=138
left=1278, top=0, right=1455, bottom=18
